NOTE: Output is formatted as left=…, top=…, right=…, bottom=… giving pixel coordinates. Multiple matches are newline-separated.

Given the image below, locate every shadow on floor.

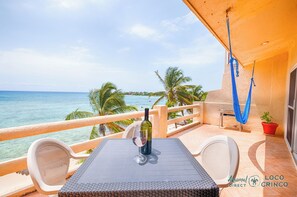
left=248, top=140, right=265, bottom=175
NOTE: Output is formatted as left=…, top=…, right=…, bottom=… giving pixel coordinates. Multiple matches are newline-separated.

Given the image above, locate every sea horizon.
left=0, top=89, right=89, bottom=93
left=0, top=89, right=156, bottom=94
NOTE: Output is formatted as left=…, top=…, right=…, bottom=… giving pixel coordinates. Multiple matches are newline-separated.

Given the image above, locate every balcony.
left=1, top=1, right=297, bottom=196
left=0, top=102, right=296, bottom=196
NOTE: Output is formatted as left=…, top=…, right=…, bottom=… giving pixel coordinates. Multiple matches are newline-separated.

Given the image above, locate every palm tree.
left=153, top=67, right=192, bottom=107
left=153, top=67, right=192, bottom=127
left=65, top=82, right=137, bottom=140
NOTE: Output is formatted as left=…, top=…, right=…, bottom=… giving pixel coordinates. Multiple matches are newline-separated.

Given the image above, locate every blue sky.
left=0, top=0, right=225, bottom=92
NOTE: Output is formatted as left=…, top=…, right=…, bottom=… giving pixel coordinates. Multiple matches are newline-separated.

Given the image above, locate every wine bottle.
left=140, top=108, right=152, bottom=155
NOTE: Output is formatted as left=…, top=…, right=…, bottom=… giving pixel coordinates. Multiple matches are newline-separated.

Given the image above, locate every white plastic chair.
left=27, top=138, right=89, bottom=195
left=192, top=135, right=239, bottom=188
left=122, top=121, right=142, bottom=139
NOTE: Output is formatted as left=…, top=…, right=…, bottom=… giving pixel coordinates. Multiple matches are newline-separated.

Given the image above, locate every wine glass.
left=132, top=125, right=147, bottom=164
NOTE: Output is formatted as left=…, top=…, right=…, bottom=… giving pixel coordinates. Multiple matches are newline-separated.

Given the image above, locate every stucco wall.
left=205, top=52, right=289, bottom=135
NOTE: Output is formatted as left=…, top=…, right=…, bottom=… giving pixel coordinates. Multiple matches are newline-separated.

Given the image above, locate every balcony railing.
left=0, top=102, right=203, bottom=196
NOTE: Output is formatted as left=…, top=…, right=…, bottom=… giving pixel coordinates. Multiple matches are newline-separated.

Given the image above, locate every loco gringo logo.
left=261, top=175, right=289, bottom=188
left=229, top=175, right=288, bottom=188
left=248, top=175, right=260, bottom=187
left=228, top=175, right=248, bottom=187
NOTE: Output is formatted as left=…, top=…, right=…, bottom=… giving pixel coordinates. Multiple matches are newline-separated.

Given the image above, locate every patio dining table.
left=59, top=138, right=219, bottom=197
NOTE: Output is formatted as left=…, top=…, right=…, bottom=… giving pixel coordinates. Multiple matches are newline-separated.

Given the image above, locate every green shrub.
left=261, top=112, right=272, bottom=123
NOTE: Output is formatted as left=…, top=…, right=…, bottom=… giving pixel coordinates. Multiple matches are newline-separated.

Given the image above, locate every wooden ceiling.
left=183, top=0, right=297, bottom=66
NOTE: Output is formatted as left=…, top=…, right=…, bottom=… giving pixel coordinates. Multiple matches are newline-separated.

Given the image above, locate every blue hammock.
left=226, top=16, right=256, bottom=124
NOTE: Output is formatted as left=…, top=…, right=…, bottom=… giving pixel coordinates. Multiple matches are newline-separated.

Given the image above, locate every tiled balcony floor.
left=172, top=124, right=297, bottom=197
left=25, top=124, right=297, bottom=197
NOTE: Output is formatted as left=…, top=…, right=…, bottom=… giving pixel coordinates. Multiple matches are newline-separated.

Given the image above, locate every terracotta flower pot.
left=261, top=122, right=278, bottom=135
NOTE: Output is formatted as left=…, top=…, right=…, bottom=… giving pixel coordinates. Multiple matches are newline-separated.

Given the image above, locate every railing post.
left=193, top=101, right=204, bottom=124
left=152, top=105, right=168, bottom=138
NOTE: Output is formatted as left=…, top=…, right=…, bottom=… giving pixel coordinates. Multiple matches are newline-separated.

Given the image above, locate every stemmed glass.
left=132, top=124, right=147, bottom=164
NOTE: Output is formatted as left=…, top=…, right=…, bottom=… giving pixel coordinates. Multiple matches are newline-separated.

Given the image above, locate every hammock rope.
left=226, top=15, right=256, bottom=124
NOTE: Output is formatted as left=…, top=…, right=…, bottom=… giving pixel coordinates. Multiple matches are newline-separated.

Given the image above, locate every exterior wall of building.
left=204, top=52, right=289, bottom=135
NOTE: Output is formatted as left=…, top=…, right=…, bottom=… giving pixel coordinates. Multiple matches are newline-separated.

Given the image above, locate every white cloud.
left=0, top=47, right=123, bottom=91
left=183, top=12, right=199, bottom=25
left=128, top=24, right=162, bottom=41
left=68, top=46, right=91, bottom=60
left=126, top=12, right=198, bottom=42
left=47, top=0, right=113, bottom=10
left=0, top=46, right=164, bottom=92
left=155, top=35, right=224, bottom=67
left=161, top=12, right=198, bottom=32
left=18, top=0, right=113, bottom=11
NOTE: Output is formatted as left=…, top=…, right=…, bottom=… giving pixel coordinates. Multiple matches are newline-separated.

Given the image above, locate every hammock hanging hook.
left=226, top=7, right=232, bottom=18
left=251, top=60, right=256, bottom=87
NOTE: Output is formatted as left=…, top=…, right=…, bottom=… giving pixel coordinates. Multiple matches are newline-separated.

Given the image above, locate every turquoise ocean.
left=0, top=91, right=164, bottom=162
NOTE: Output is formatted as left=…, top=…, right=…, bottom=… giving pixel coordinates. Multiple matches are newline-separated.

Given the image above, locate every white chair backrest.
left=27, top=138, right=80, bottom=195
left=198, top=135, right=239, bottom=187
left=122, top=121, right=142, bottom=139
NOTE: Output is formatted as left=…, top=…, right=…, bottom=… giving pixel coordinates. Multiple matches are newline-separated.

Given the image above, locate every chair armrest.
left=40, top=183, right=63, bottom=195
left=191, top=149, right=201, bottom=157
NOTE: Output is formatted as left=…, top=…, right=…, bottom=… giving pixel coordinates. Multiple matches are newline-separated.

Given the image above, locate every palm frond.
left=165, top=67, right=178, bottom=88
left=189, top=85, right=208, bottom=101
left=100, top=82, right=118, bottom=112
left=110, top=105, right=138, bottom=114
left=191, top=94, right=200, bottom=101
left=89, top=126, right=99, bottom=140
left=115, top=119, right=134, bottom=127
left=168, top=111, right=182, bottom=119
left=181, top=76, right=192, bottom=83
left=149, top=91, right=165, bottom=97
left=89, top=90, right=101, bottom=113
left=106, top=122, right=125, bottom=133
left=154, top=70, right=166, bottom=87
left=65, top=109, right=94, bottom=120
left=103, top=97, right=126, bottom=113
left=152, top=95, right=165, bottom=108
left=184, top=84, right=196, bottom=89
left=175, top=88, right=193, bottom=105
left=194, top=85, right=203, bottom=92
left=174, top=73, right=191, bottom=85
left=200, top=92, right=208, bottom=101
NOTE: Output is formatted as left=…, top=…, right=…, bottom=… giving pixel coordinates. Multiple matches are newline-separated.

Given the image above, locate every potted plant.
left=260, top=112, right=278, bottom=135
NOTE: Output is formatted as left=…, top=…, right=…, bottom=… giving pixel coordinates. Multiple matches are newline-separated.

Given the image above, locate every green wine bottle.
left=140, top=108, right=152, bottom=155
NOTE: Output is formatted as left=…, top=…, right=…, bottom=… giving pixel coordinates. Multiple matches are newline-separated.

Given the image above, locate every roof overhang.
left=184, top=0, right=297, bottom=66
